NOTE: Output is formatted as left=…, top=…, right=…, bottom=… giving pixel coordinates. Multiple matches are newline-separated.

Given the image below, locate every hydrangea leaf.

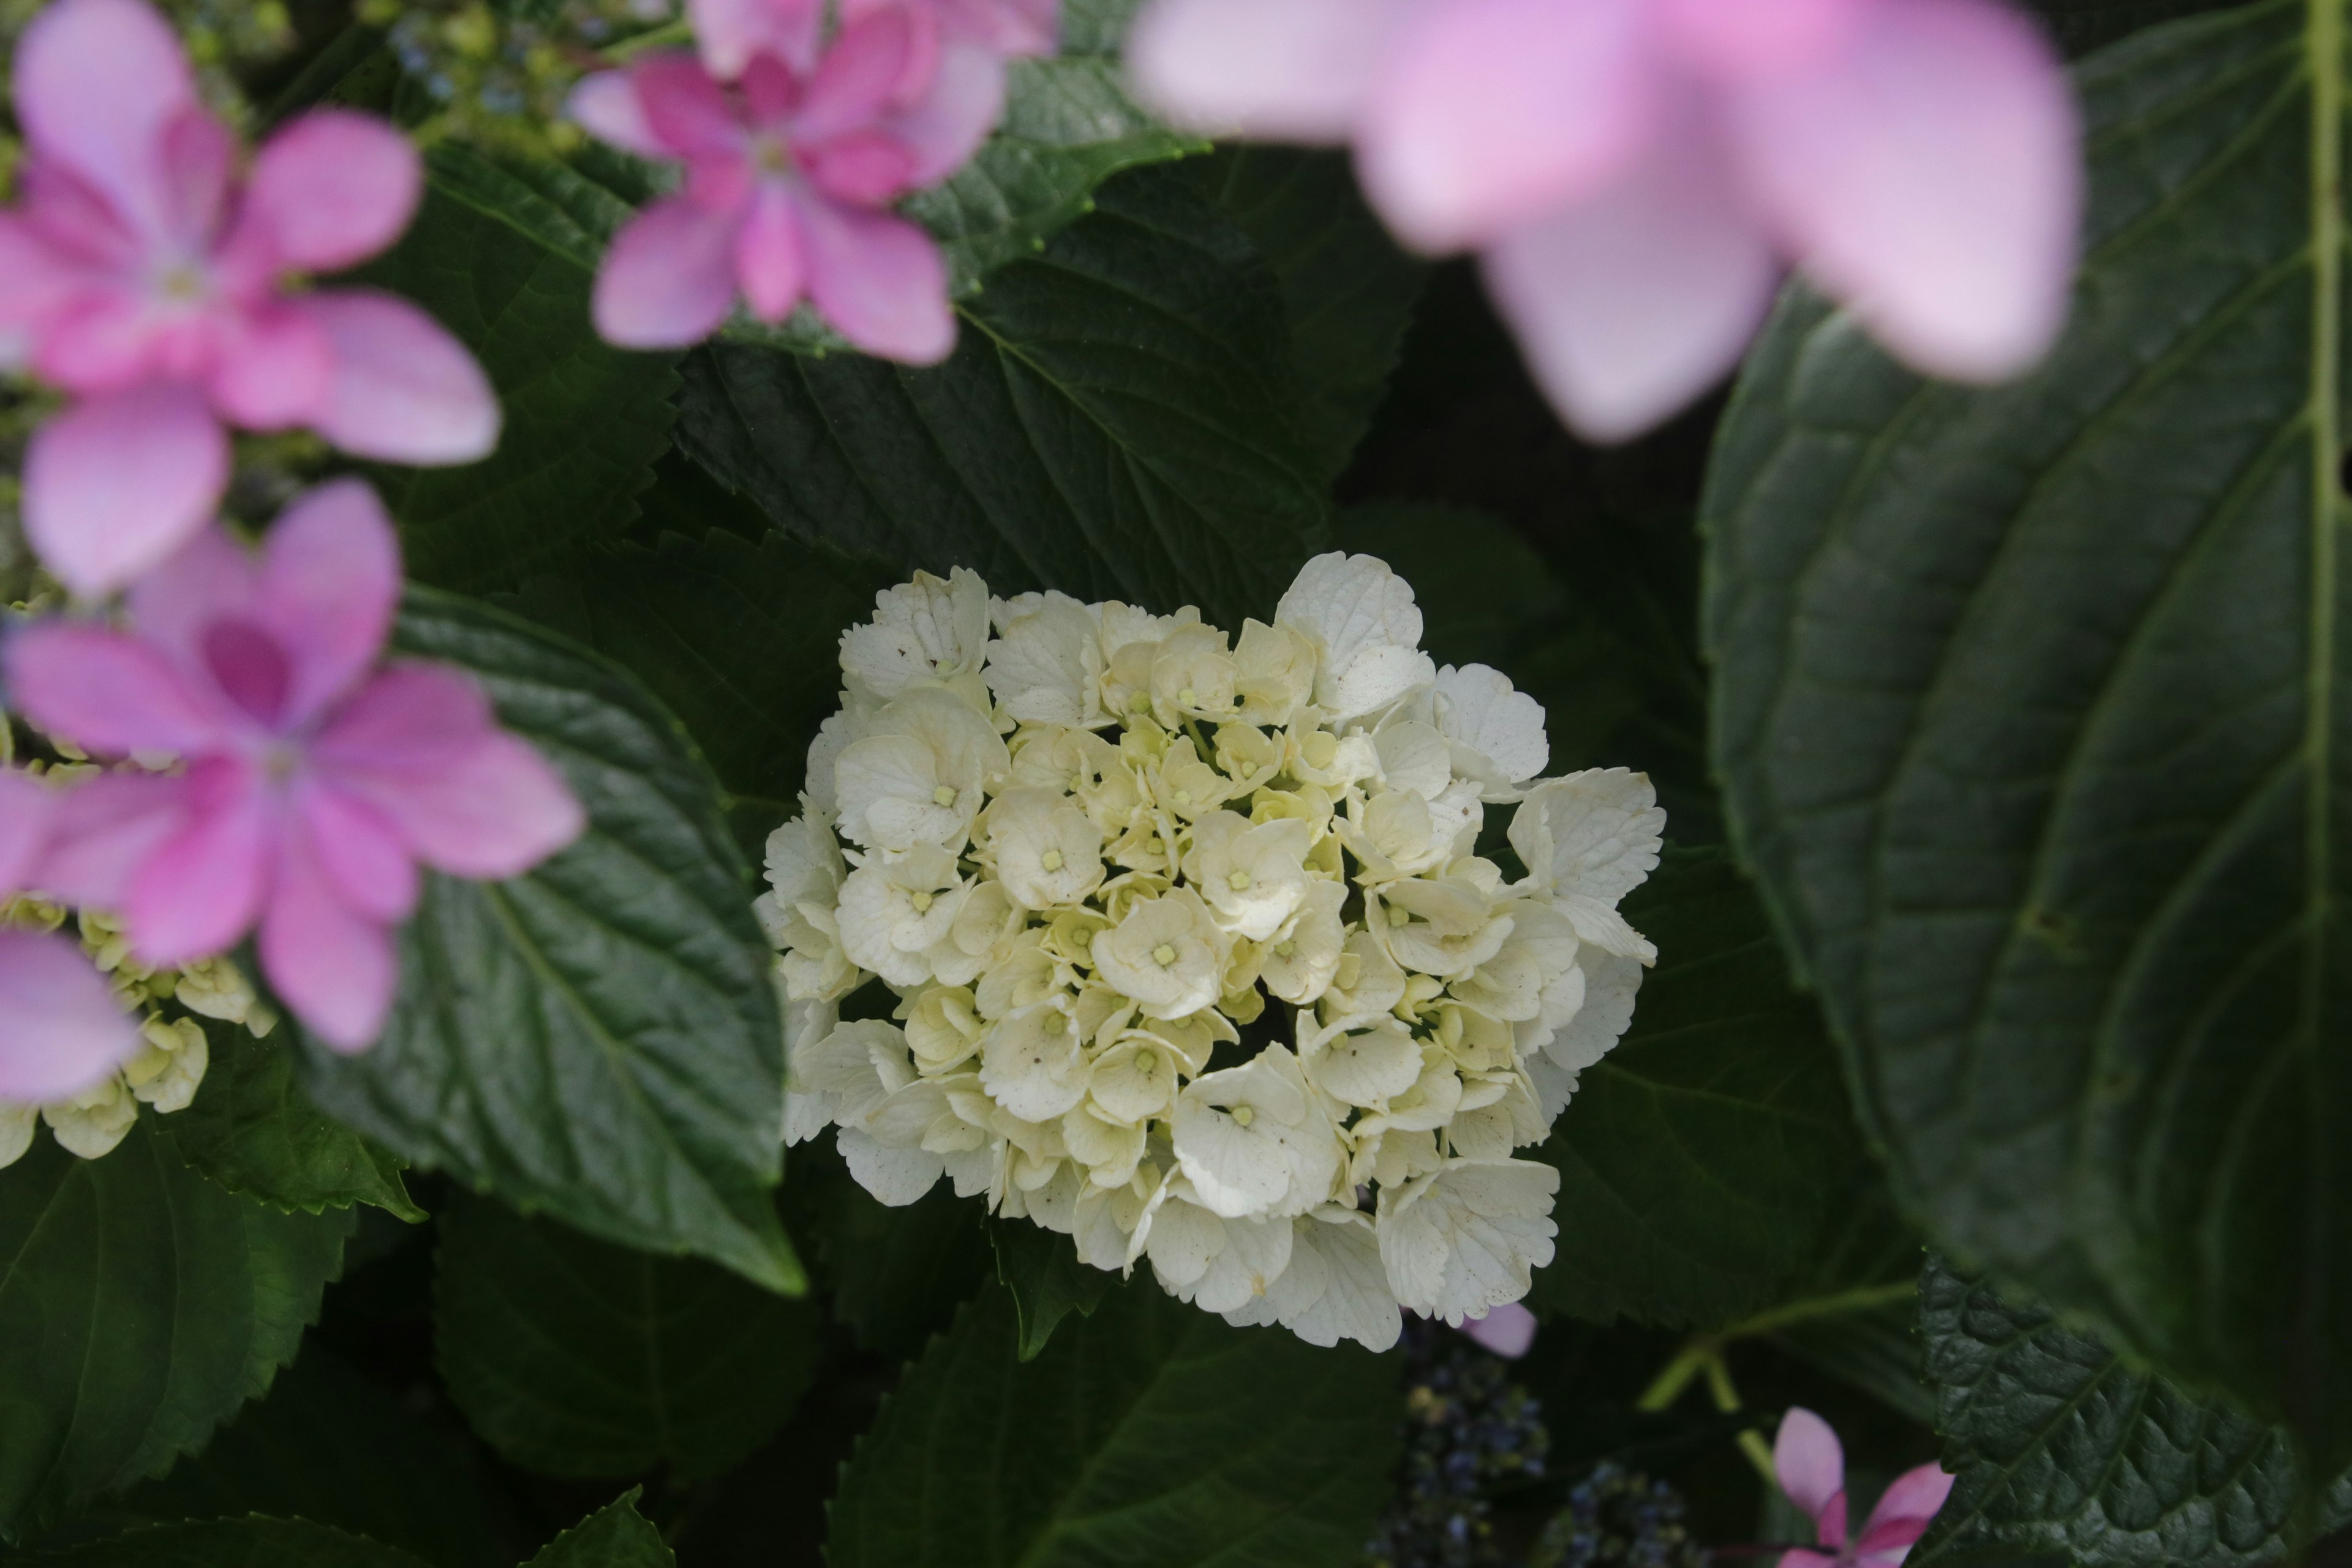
left=356, top=145, right=681, bottom=595
left=94, top=1349, right=505, bottom=1568
left=13, top=1518, right=433, bottom=1568
left=292, top=589, right=799, bottom=1295
left=782, top=1139, right=993, bottom=1360
left=828, top=1281, right=1396, bottom=1567
left=1526, top=845, right=1865, bottom=1329
left=1752, top=1188, right=1936, bottom=1426
left=987, top=1215, right=1115, bottom=1362
left=156, top=1021, right=423, bottom=1223
left=433, top=1193, right=818, bottom=1482
left=1701, top=0, right=2352, bottom=1471
left=674, top=167, right=1329, bottom=632
left=524, top=1493, right=674, bottom=1568
left=0, top=1125, right=354, bottom=1541
left=1913, top=1256, right=2352, bottom=1564
left=2025, top=0, right=2249, bottom=53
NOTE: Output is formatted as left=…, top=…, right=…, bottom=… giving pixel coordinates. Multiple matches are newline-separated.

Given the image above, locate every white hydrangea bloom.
left=761, top=554, right=1662, bottom=1348
left=0, top=1101, right=36, bottom=1169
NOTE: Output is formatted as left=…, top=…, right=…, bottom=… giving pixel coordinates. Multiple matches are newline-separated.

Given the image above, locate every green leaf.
left=828, top=1281, right=1397, bottom=1567
left=156, top=1020, right=421, bottom=1222
left=1197, top=148, right=1425, bottom=482
left=2026, top=0, right=2252, bottom=53
left=434, top=1192, right=817, bottom=1481
left=1753, top=1188, right=1936, bottom=1426
left=783, top=1139, right=992, bottom=1360
left=1526, top=845, right=1864, bottom=1328
left=18, top=1518, right=431, bottom=1568
left=524, top=1494, right=674, bottom=1568
left=0, top=1124, right=352, bottom=1540
left=358, top=145, right=681, bottom=594
left=1913, top=1256, right=2352, bottom=1565
left=987, top=1216, right=1114, bottom=1361
left=291, top=588, right=799, bottom=1294
left=103, top=1348, right=503, bottom=1568
left=1699, top=0, right=2352, bottom=1470
left=674, top=166, right=1329, bottom=631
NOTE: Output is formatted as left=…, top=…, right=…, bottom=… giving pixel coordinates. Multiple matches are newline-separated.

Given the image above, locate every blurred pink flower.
left=4, top=480, right=585, bottom=1052
left=1129, top=0, right=2080, bottom=440
left=0, top=770, right=135, bottom=1104
left=1773, top=1406, right=1954, bottom=1568
left=0, top=0, right=500, bottom=598
left=1458, top=1299, right=1537, bottom=1357
left=688, top=0, right=1056, bottom=83
left=571, top=4, right=998, bottom=362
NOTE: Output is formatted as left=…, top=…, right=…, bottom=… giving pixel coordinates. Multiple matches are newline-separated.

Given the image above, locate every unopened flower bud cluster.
left=766, top=552, right=1665, bottom=1349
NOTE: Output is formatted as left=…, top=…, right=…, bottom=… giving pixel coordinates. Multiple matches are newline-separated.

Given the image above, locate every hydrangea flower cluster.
left=766, top=553, right=1664, bottom=1348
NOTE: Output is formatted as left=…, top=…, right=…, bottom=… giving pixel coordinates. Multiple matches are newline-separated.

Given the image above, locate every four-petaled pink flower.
left=570, top=4, right=1004, bottom=363
left=1774, top=1407, right=1955, bottom=1568
left=0, top=770, right=137, bottom=1104
left=690, top=0, right=1057, bottom=83
left=0, top=0, right=499, bottom=596
left=1129, top=0, right=2081, bottom=441
left=3, top=480, right=585, bottom=1052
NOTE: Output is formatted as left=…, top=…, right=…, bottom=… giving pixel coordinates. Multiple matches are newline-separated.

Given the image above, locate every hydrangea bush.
left=0, top=0, right=2342, bottom=1564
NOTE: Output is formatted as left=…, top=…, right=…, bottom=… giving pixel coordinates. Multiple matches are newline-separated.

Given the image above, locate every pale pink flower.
left=571, top=4, right=1001, bottom=362
left=1774, top=1407, right=1954, bottom=1568
left=0, top=770, right=137, bottom=1104
left=1128, top=0, right=2080, bottom=440
left=4, top=480, right=585, bottom=1051
left=0, top=0, right=500, bottom=597
left=1457, top=1299, right=1537, bottom=1357
left=688, top=0, right=1056, bottom=84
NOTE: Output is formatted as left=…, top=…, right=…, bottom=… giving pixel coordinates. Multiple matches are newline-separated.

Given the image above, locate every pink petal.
left=1126, top=0, right=1407, bottom=142
left=568, top=71, right=668, bottom=159
left=26, top=288, right=172, bottom=394
left=237, top=110, right=423, bottom=274
left=593, top=197, right=742, bottom=348
left=301, top=290, right=501, bottom=464
left=1775, top=1553, right=1841, bottom=1568
left=740, top=53, right=807, bottom=126
left=157, top=108, right=234, bottom=256
left=690, top=0, right=824, bottom=79
left=21, top=382, right=228, bottom=595
left=735, top=184, right=809, bottom=322
left=260, top=823, right=398, bottom=1052
left=0, top=772, right=58, bottom=895
left=206, top=301, right=336, bottom=429
left=635, top=52, right=750, bottom=157
left=956, top=0, right=1058, bottom=56
left=254, top=478, right=402, bottom=726
left=124, top=757, right=271, bottom=966
left=0, top=930, right=138, bottom=1103
left=883, top=41, right=1004, bottom=186
left=1658, top=0, right=1869, bottom=79
left=1481, top=113, right=1779, bottom=442
left=1774, top=1408, right=1849, bottom=1546
left=1355, top=0, right=1654, bottom=252
left=0, top=213, right=88, bottom=346
left=1727, top=0, right=2080, bottom=382
left=298, top=783, right=419, bottom=922
left=1855, top=1461, right=1956, bottom=1559
left=801, top=9, right=921, bottom=138
left=30, top=772, right=187, bottom=909
left=803, top=130, right=919, bottom=205
left=11, top=0, right=197, bottom=240
left=799, top=196, right=955, bottom=364
left=124, top=522, right=259, bottom=674
left=1457, top=1300, right=1536, bottom=1357
left=311, top=663, right=497, bottom=774
left=5, top=621, right=226, bottom=756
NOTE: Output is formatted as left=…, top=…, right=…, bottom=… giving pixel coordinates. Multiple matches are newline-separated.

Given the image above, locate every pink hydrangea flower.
left=1128, top=0, right=2080, bottom=440
left=570, top=4, right=1003, bottom=363
left=1458, top=1299, right=1537, bottom=1357
left=688, top=0, right=1056, bottom=88
left=1774, top=1406, right=1955, bottom=1568
left=3, top=479, right=585, bottom=1051
left=0, top=771, right=136, bottom=1103
left=0, top=0, right=500, bottom=597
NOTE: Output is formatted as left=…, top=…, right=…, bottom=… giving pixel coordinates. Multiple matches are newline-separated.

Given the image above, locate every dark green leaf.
left=0, top=1125, right=352, bottom=1540
left=829, top=1281, right=1397, bottom=1567
left=1197, top=148, right=1424, bottom=481
left=524, top=1494, right=674, bottom=1568
left=20, top=1518, right=429, bottom=1568
left=988, top=1216, right=1114, bottom=1361
left=292, top=589, right=799, bottom=1294
left=1913, top=1256, right=2350, bottom=1566
left=102, top=1348, right=503, bottom=1568
left=1757, top=1188, right=1936, bottom=1426
left=156, top=1020, right=421, bottom=1222
left=2026, top=0, right=2250, bottom=53
left=1700, top=0, right=2352, bottom=1469
left=358, top=145, right=680, bottom=594
left=784, top=1139, right=992, bottom=1360
left=1527, top=845, right=1863, bottom=1328
left=435, top=1192, right=817, bottom=1481
left=675, top=166, right=1329, bottom=630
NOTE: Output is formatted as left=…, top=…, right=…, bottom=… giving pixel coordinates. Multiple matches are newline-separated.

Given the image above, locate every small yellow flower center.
left=1136, top=1050, right=1156, bottom=1074
left=1177, top=687, right=1197, bottom=706
left=1173, top=790, right=1192, bottom=805
left=1069, top=773, right=1088, bottom=793
left=910, top=891, right=935, bottom=913
left=932, top=785, right=957, bottom=807
left=1230, top=1105, right=1255, bottom=1127
left=1388, top=905, right=1411, bottom=927
left=1129, top=692, right=1153, bottom=714
left=1152, top=942, right=1178, bottom=966
left=1275, top=940, right=1297, bottom=958
left=1041, top=849, right=1065, bottom=872
left=1226, top=870, right=1251, bottom=891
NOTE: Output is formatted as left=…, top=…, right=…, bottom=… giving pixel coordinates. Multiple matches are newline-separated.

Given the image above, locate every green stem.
left=1711, top=1280, right=1917, bottom=1340
left=1636, top=1339, right=1717, bottom=1412
left=1703, top=1351, right=1779, bottom=1485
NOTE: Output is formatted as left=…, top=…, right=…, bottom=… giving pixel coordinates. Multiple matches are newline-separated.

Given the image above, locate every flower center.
left=156, top=260, right=208, bottom=303
left=1177, top=687, right=1196, bottom=706
left=932, top=785, right=957, bottom=807
left=910, top=891, right=934, bottom=913
left=1041, top=849, right=1065, bottom=872
left=1274, top=940, right=1296, bottom=958
left=1388, top=905, right=1411, bottom=927
left=752, top=136, right=795, bottom=176
left=1151, top=942, right=1177, bottom=966
left=1226, top=870, right=1251, bottom=891
left=1230, top=1105, right=1254, bottom=1127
